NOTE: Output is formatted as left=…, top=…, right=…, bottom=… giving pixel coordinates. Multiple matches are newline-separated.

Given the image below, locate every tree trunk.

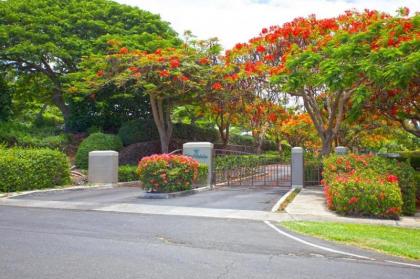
left=320, top=134, right=333, bottom=156
left=150, top=96, right=172, bottom=154
left=51, top=89, right=71, bottom=131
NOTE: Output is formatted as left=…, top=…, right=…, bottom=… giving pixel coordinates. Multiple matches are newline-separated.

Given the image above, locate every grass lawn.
left=281, top=221, right=420, bottom=260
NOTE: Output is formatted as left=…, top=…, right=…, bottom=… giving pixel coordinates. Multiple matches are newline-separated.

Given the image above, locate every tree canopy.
left=0, top=0, right=180, bottom=128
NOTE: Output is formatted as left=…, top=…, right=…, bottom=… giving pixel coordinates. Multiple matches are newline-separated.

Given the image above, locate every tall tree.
left=235, top=9, right=418, bottom=155
left=0, top=0, right=179, bottom=129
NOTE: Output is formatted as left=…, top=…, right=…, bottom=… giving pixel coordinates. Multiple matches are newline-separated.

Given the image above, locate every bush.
left=229, top=134, right=254, bottom=146
left=118, top=120, right=219, bottom=146
left=138, top=154, right=199, bottom=193
left=75, top=133, right=123, bottom=169
left=196, top=164, right=209, bottom=185
left=118, top=165, right=139, bottom=182
left=322, top=154, right=416, bottom=217
left=398, top=150, right=420, bottom=170
left=172, top=123, right=219, bottom=142
left=118, top=120, right=159, bottom=146
left=0, top=121, right=69, bottom=149
left=0, top=147, right=70, bottom=192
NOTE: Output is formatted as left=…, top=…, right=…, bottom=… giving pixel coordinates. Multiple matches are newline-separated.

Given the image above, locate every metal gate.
left=212, top=149, right=291, bottom=188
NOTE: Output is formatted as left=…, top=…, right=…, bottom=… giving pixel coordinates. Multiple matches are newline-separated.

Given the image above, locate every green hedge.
left=118, top=120, right=219, bottom=146
left=118, top=165, right=139, bottom=182
left=196, top=164, right=209, bottom=185
left=75, top=133, right=123, bottom=169
left=0, top=147, right=70, bottom=192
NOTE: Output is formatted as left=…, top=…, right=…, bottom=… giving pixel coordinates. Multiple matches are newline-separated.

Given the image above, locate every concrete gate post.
left=88, top=151, right=119, bottom=184
left=291, top=147, right=304, bottom=189
left=183, top=142, right=214, bottom=187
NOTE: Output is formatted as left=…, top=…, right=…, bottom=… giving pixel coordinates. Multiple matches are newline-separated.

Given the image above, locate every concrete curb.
left=271, top=188, right=295, bottom=212
left=283, top=188, right=420, bottom=228
left=139, top=185, right=212, bottom=199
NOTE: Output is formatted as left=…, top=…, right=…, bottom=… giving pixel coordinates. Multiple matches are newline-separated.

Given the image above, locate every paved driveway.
left=11, top=185, right=288, bottom=211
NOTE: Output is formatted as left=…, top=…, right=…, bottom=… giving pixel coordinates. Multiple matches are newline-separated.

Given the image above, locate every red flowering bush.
left=322, top=154, right=407, bottom=219
left=138, top=154, right=199, bottom=193
left=322, top=169, right=402, bottom=219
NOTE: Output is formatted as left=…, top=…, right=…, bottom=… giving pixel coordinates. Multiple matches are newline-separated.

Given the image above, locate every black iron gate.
left=212, top=149, right=291, bottom=188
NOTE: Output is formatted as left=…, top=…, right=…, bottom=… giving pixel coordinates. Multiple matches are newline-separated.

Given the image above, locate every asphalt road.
left=0, top=206, right=419, bottom=279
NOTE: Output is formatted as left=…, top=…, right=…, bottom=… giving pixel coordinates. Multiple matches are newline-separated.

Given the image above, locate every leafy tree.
left=232, top=9, right=419, bottom=155
left=80, top=39, right=218, bottom=152
left=0, top=0, right=179, bottom=129
left=0, top=72, right=12, bottom=121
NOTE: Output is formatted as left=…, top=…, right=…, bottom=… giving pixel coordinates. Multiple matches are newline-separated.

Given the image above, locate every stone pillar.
left=183, top=142, right=214, bottom=187
left=335, top=146, right=348, bottom=155
left=88, top=151, right=119, bottom=184
left=291, top=147, right=304, bottom=189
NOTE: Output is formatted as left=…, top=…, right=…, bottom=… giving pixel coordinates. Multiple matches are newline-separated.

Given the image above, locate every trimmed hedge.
left=0, top=148, right=70, bottom=192
left=118, top=165, right=139, bottom=182
left=322, top=154, right=416, bottom=218
left=118, top=120, right=219, bottom=146
left=138, top=154, right=199, bottom=193
left=75, top=133, right=123, bottom=169
left=196, top=164, right=209, bottom=185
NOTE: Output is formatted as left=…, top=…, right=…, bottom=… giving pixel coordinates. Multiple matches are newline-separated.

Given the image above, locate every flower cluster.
left=138, top=154, right=199, bottom=193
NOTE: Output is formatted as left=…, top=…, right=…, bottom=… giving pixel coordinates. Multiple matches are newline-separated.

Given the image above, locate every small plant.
left=118, top=165, right=139, bottom=182
left=138, top=154, right=199, bottom=193
left=75, top=132, right=123, bottom=169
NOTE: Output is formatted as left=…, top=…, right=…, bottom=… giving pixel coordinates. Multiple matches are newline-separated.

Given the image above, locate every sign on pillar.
left=183, top=142, right=214, bottom=187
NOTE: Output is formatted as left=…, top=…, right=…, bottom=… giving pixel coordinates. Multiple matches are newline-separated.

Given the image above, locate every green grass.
left=281, top=221, right=420, bottom=260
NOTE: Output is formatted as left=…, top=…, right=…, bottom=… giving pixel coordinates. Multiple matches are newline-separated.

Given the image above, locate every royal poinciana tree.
left=231, top=8, right=418, bottom=155
left=79, top=42, right=216, bottom=153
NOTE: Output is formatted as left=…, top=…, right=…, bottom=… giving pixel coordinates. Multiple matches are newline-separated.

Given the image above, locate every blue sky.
left=117, top=0, right=419, bottom=49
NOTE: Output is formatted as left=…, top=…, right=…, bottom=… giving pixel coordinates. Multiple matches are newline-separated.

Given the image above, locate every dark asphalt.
left=12, top=186, right=288, bottom=211
left=0, top=206, right=419, bottom=279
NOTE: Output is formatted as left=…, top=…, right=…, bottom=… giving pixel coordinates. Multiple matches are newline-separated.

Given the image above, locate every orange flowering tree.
left=233, top=9, right=419, bottom=155
left=243, top=100, right=286, bottom=153
left=77, top=38, right=217, bottom=153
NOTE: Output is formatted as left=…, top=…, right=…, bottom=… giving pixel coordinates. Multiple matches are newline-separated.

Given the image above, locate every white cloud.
left=116, top=0, right=419, bottom=50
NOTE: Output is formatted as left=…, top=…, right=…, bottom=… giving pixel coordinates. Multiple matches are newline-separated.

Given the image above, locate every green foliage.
left=118, top=120, right=159, bottom=145
left=0, top=0, right=179, bottom=125
left=172, top=123, right=219, bottom=142
left=0, top=121, right=69, bottom=149
left=75, top=132, right=123, bottom=169
left=0, top=147, right=70, bottom=192
left=67, top=85, right=152, bottom=133
left=118, top=120, right=219, bottom=146
left=0, top=74, right=12, bottom=121
left=229, top=134, right=254, bottom=146
left=398, top=150, right=420, bottom=170
left=322, top=154, right=416, bottom=217
left=196, top=164, right=209, bottom=185
left=118, top=165, right=139, bottom=182
left=138, top=154, right=199, bottom=193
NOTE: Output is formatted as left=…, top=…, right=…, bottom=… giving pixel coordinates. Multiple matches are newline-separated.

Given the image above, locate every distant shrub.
left=0, top=121, right=69, bottom=149
left=229, top=134, right=254, bottom=146
left=75, top=133, right=123, bottom=169
left=138, top=154, right=199, bottom=193
left=0, top=148, right=70, bottom=192
left=118, top=165, right=139, bottom=182
left=118, top=120, right=219, bottom=146
left=118, top=120, right=159, bottom=146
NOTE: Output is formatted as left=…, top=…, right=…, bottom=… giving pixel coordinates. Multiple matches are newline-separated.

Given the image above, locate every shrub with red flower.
left=322, top=154, right=406, bottom=219
left=212, top=82, right=223, bottom=90
left=138, top=154, right=199, bottom=193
